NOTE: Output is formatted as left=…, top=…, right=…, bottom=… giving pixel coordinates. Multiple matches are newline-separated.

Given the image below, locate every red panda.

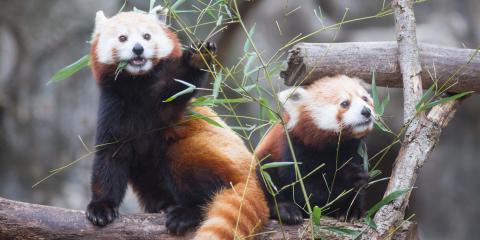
left=256, top=75, right=374, bottom=224
left=86, top=7, right=268, bottom=239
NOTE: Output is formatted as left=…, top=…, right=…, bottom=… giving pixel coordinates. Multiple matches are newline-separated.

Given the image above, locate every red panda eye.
left=118, top=35, right=128, bottom=42
left=143, top=33, right=151, bottom=40
left=340, top=100, right=350, bottom=108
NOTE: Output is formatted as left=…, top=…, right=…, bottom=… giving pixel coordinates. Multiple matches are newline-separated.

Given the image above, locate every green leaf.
left=243, top=23, right=256, bottom=53
left=379, top=91, right=390, bottom=116
left=371, top=71, right=380, bottom=115
left=260, top=170, right=278, bottom=192
left=368, top=169, right=382, bottom=179
left=243, top=53, right=257, bottom=77
left=114, top=61, right=128, bottom=80
left=260, top=162, right=298, bottom=170
left=212, top=69, right=222, bottom=99
left=415, top=84, right=435, bottom=111
left=422, top=91, right=474, bottom=110
left=357, top=140, right=368, bottom=172
left=163, top=79, right=196, bottom=102
left=364, top=188, right=410, bottom=229
left=171, top=0, right=187, bottom=10
left=234, top=84, right=257, bottom=94
left=48, top=54, right=90, bottom=85
left=323, top=227, right=361, bottom=237
left=374, top=120, right=390, bottom=133
left=370, top=71, right=390, bottom=116
left=259, top=97, right=278, bottom=122
left=312, top=206, right=322, bottom=226
left=216, top=15, right=223, bottom=26
left=188, top=110, right=223, bottom=128
left=191, top=97, right=250, bottom=107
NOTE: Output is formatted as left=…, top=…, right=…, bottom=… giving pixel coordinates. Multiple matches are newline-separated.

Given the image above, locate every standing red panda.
left=86, top=7, right=268, bottom=239
left=256, top=75, right=374, bottom=224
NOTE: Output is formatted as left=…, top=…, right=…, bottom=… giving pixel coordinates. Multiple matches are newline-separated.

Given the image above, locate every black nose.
left=132, top=43, right=144, bottom=55
left=361, top=107, right=371, bottom=118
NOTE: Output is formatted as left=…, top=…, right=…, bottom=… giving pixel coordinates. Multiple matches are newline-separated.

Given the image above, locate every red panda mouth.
left=128, top=57, right=147, bottom=66
left=353, top=118, right=372, bottom=127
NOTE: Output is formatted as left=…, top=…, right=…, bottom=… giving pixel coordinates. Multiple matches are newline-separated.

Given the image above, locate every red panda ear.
left=151, top=5, right=169, bottom=23
left=94, top=11, right=108, bottom=35
left=277, top=87, right=308, bottom=104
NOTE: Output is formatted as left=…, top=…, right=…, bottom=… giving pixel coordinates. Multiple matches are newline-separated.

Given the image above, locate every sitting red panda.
left=86, top=7, right=268, bottom=239
left=256, top=75, right=374, bottom=224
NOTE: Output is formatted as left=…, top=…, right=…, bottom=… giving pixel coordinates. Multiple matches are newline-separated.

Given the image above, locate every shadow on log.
left=0, top=197, right=417, bottom=239
left=280, top=42, right=480, bottom=93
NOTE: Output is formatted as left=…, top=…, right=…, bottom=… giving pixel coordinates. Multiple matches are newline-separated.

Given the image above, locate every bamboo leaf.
left=260, top=170, right=278, bottom=192
left=188, top=110, right=223, bottom=128
left=371, top=71, right=380, bottom=115
left=357, top=140, right=369, bottom=172
left=243, top=23, right=256, bottom=53
left=163, top=79, right=196, bottom=102
left=364, top=188, right=410, bottom=229
left=260, top=162, right=298, bottom=170
left=171, top=0, right=187, bottom=10
left=422, top=91, right=474, bottom=110
left=212, top=69, right=222, bottom=99
left=415, top=84, right=435, bottom=111
left=48, top=54, right=90, bottom=85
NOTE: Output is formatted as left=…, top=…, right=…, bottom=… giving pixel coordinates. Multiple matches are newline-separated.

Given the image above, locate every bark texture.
left=363, top=0, right=462, bottom=239
left=280, top=42, right=480, bottom=93
left=0, top=197, right=417, bottom=240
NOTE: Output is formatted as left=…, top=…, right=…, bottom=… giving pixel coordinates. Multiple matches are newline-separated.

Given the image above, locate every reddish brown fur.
left=166, top=106, right=269, bottom=239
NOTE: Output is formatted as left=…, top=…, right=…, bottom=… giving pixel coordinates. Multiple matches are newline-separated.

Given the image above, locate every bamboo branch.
left=280, top=42, right=480, bottom=93
left=0, top=197, right=416, bottom=240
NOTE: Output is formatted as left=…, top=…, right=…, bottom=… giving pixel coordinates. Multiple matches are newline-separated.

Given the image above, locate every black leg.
left=86, top=145, right=129, bottom=227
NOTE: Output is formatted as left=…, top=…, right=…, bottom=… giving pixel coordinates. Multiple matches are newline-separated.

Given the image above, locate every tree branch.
left=363, top=0, right=462, bottom=238
left=0, top=197, right=416, bottom=239
left=280, top=42, right=480, bottom=93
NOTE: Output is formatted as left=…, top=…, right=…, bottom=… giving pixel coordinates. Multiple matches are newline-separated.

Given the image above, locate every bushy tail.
left=194, top=181, right=269, bottom=240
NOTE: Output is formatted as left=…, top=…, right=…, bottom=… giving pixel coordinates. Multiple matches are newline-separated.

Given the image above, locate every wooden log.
left=0, top=197, right=417, bottom=240
left=280, top=42, right=480, bottom=93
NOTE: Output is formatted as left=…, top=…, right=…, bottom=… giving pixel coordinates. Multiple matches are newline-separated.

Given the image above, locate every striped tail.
left=194, top=181, right=269, bottom=240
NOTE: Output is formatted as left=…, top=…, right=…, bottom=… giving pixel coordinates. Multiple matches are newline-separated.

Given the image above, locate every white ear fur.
left=94, top=11, right=108, bottom=34
left=277, top=87, right=308, bottom=104
left=151, top=5, right=169, bottom=22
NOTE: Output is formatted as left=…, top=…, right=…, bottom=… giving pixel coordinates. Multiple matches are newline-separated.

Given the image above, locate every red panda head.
left=278, top=75, right=374, bottom=141
left=90, top=7, right=181, bottom=77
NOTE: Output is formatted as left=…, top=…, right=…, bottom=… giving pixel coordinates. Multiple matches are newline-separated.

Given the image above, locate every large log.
left=0, top=197, right=417, bottom=239
left=280, top=42, right=480, bottom=93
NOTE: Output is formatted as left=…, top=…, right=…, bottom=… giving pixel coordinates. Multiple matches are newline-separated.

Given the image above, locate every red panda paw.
left=165, top=205, right=202, bottom=235
left=86, top=201, right=119, bottom=226
left=187, top=41, right=217, bottom=69
left=273, top=202, right=304, bottom=225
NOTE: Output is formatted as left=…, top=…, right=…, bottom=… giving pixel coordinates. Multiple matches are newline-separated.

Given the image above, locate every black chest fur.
left=275, top=135, right=368, bottom=217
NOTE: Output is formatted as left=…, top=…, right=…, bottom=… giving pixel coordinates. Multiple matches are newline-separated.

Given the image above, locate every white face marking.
left=93, top=11, right=175, bottom=74
left=342, top=96, right=374, bottom=134
left=307, top=103, right=341, bottom=132
left=281, top=75, right=375, bottom=138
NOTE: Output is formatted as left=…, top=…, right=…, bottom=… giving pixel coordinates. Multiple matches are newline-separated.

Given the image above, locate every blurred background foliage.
left=0, top=0, right=479, bottom=239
